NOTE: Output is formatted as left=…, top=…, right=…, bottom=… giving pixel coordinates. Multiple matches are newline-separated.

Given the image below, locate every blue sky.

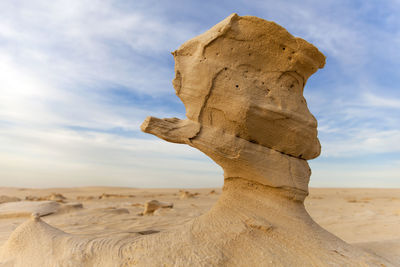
left=0, top=0, right=399, bottom=188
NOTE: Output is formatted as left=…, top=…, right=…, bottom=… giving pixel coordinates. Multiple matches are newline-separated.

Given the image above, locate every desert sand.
left=0, top=187, right=399, bottom=264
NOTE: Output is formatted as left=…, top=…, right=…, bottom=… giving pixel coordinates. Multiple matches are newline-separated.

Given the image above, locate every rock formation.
left=0, top=14, right=394, bottom=266
left=142, top=200, right=173, bottom=215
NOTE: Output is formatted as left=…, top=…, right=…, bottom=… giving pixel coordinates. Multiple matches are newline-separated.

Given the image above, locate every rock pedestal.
left=139, top=13, right=391, bottom=266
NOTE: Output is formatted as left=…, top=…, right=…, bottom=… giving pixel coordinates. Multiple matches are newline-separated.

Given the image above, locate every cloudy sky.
left=1, top=0, right=399, bottom=188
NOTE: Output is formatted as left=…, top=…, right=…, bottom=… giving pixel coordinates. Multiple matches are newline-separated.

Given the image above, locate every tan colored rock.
left=99, top=193, right=135, bottom=199
left=170, top=13, right=324, bottom=160
left=0, top=14, right=394, bottom=266
left=46, top=193, right=66, bottom=202
left=140, top=13, right=323, bottom=192
left=179, top=190, right=198, bottom=199
left=25, top=193, right=66, bottom=203
left=76, top=195, right=96, bottom=201
left=143, top=200, right=173, bottom=215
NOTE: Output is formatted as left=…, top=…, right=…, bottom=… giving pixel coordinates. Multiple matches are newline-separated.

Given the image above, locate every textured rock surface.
left=0, top=14, right=394, bottom=266
left=142, top=200, right=173, bottom=215
left=171, top=13, right=324, bottom=160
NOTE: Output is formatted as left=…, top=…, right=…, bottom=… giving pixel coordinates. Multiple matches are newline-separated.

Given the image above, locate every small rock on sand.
left=143, top=200, right=173, bottom=215
left=25, top=193, right=66, bottom=203
left=76, top=195, right=96, bottom=201
left=99, top=193, right=135, bottom=199
left=179, top=190, right=198, bottom=199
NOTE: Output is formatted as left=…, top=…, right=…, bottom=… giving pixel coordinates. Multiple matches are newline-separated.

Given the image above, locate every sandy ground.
left=0, top=186, right=399, bottom=264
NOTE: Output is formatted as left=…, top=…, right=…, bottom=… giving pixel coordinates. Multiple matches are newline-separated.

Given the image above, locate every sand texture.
left=0, top=187, right=398, bottom=266
left=0, top=13, right=398, bottom=266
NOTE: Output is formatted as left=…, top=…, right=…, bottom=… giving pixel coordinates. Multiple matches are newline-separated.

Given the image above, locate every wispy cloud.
left=363, top=93, right=400, bottom=109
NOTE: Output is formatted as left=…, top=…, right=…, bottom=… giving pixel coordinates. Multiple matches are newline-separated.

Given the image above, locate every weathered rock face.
left=142, top=200, right=173, bottom=215
left=172, top=14, right=324, bottom=160
left=138, top=14, right=392, bottom=266
left=141, top=13, right=325, bottom=194
left=0, top=14, right=394, bottom=267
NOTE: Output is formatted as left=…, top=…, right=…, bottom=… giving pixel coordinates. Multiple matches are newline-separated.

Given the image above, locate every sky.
left=0, top=0, right=399, bottom=188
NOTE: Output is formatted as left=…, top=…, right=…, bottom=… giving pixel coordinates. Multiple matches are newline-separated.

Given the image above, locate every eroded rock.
left=143, top=200, right=173, bottom=215
left=179, top=190, right=198, bottom=199
left=25, top=193, right=66, bottom=203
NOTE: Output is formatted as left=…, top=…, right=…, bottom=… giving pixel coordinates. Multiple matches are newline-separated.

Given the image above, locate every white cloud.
left=321, top=129, right=400, bottom=157
left=0, top=125, right=222, bottom=188
left=0, top=0, right=209, bottom=187
left=363, top=93, right=400, bottom=109
left=0, top=0, right=196, bottom=96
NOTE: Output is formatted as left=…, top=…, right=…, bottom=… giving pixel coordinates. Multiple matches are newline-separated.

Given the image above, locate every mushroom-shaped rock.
left=0, top=14, right=394, bottom=267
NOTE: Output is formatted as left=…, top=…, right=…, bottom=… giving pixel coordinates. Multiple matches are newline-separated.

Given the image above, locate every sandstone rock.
left=140, top=12, right=326, bottom=192
left=179, top=190, right=197, bottom=199
left=164, top=13, right=324, bottom=161
left=99, top=193, right=135, bottom=199
left=208, top=190, right=216, bottom=195
left=143, top=200, right=173, bottom=215
left=46, top=193, right=66, bottom=202
left=76, top=195, right=96, bottom=201
left=25, top=193, right=66, bottom=203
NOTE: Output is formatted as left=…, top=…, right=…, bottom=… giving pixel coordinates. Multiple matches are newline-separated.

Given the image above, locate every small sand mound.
left=0, top=201, right=60, bottom=218
left=57, top=202, right=83, bottom=214
left=104, top=207, right=130, bottom=214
